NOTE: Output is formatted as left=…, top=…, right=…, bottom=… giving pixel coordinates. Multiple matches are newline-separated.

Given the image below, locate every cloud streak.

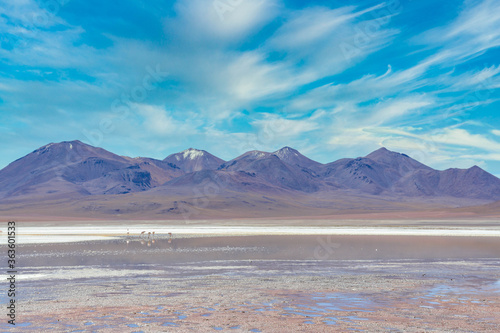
left=0, top=0, right=499, bottom=175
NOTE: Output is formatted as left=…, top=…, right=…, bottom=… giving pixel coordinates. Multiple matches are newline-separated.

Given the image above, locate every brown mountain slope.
left=1, top=141, right=500, bottom=219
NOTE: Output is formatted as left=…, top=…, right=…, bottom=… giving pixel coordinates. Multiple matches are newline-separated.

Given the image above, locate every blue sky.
left=1, top=0, right=500, bottom=176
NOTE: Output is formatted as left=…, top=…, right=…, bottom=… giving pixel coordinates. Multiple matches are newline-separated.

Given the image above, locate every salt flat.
left=2, top=220, right=499, bottom=331
left=3, top=220, right=500, bottom=244
left=4, top=241, right=500, bottom=332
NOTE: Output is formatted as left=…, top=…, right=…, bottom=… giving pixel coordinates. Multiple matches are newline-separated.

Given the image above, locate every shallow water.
left=14, top=233, right=500, bottom=271
left=1, top=232, right=499, bottom=331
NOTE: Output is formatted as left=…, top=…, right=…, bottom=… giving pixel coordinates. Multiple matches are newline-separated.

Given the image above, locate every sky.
left=1, top=0, right=500, bottom=176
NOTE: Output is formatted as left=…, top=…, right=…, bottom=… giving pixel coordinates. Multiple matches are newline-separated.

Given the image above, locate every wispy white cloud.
left=167, top=0, right=280, bottom=44
left=136, top=104, right=186, bottom=135
left=1, top=0, right=500, bottom=177
left=460, top=153, right=500, bottom=161
left=415, top=0, right=500, bottom=66
left=368, top=95, right=433, bottom=125
left=431, top=128, right=500, bottom=151
left=265, top=4, right=400, bottom=82
left=252, top=113, right=320, bottom=138
left=442, top=65, right=500, bottom=92
left=326, top=119, right=500, bottom=170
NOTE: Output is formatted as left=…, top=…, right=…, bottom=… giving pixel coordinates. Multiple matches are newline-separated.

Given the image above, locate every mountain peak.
left=272, top=146, right=323, bottom=170
left=242, top=150, right=270, bottom=159
left=365, top=147, right=391, bottom=157
left=3, top=141, right=500, bottom=210
left=163, top=148, right=224, bottom=172
left=180, top=148, right=205, bottom=160
left=364, top=147, right=432, bottom=173
left=366, top=147, right=415, bottom=161
left=273, top=146, right=300, bottom=158
left=30, top=140, right=122, bottom=162
left=33, top=140, right=85, bottom=154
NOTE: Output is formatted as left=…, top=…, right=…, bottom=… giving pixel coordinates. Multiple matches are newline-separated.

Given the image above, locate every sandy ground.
left=1, top=223, right=499, bottom=332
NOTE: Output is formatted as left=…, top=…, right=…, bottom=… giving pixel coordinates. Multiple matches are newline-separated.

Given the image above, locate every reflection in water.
left=6, top=233, right=500, bottom=332
left=16, top=234, right=500, bottom=271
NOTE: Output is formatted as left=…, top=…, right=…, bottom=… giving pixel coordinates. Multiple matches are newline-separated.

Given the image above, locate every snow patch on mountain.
left=274, top=147, right=299, bottom=158
left=247, top=151, right=268, bottom=159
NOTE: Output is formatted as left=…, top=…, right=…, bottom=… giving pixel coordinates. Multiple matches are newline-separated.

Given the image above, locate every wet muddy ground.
left=1, top=233, right=499, bottom=332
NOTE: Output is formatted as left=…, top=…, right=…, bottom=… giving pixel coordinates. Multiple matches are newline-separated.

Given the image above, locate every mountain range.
left=1, top=140, right=499, bottom=219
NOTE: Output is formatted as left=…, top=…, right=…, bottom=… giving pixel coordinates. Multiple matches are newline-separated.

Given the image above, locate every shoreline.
left=2, top=224, right=500, bottom=244
left=4, top=222, right=499, bottom=331
left=2, top=220, right=500, bottom=244
left=7, top=258, right=500, bottom=332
